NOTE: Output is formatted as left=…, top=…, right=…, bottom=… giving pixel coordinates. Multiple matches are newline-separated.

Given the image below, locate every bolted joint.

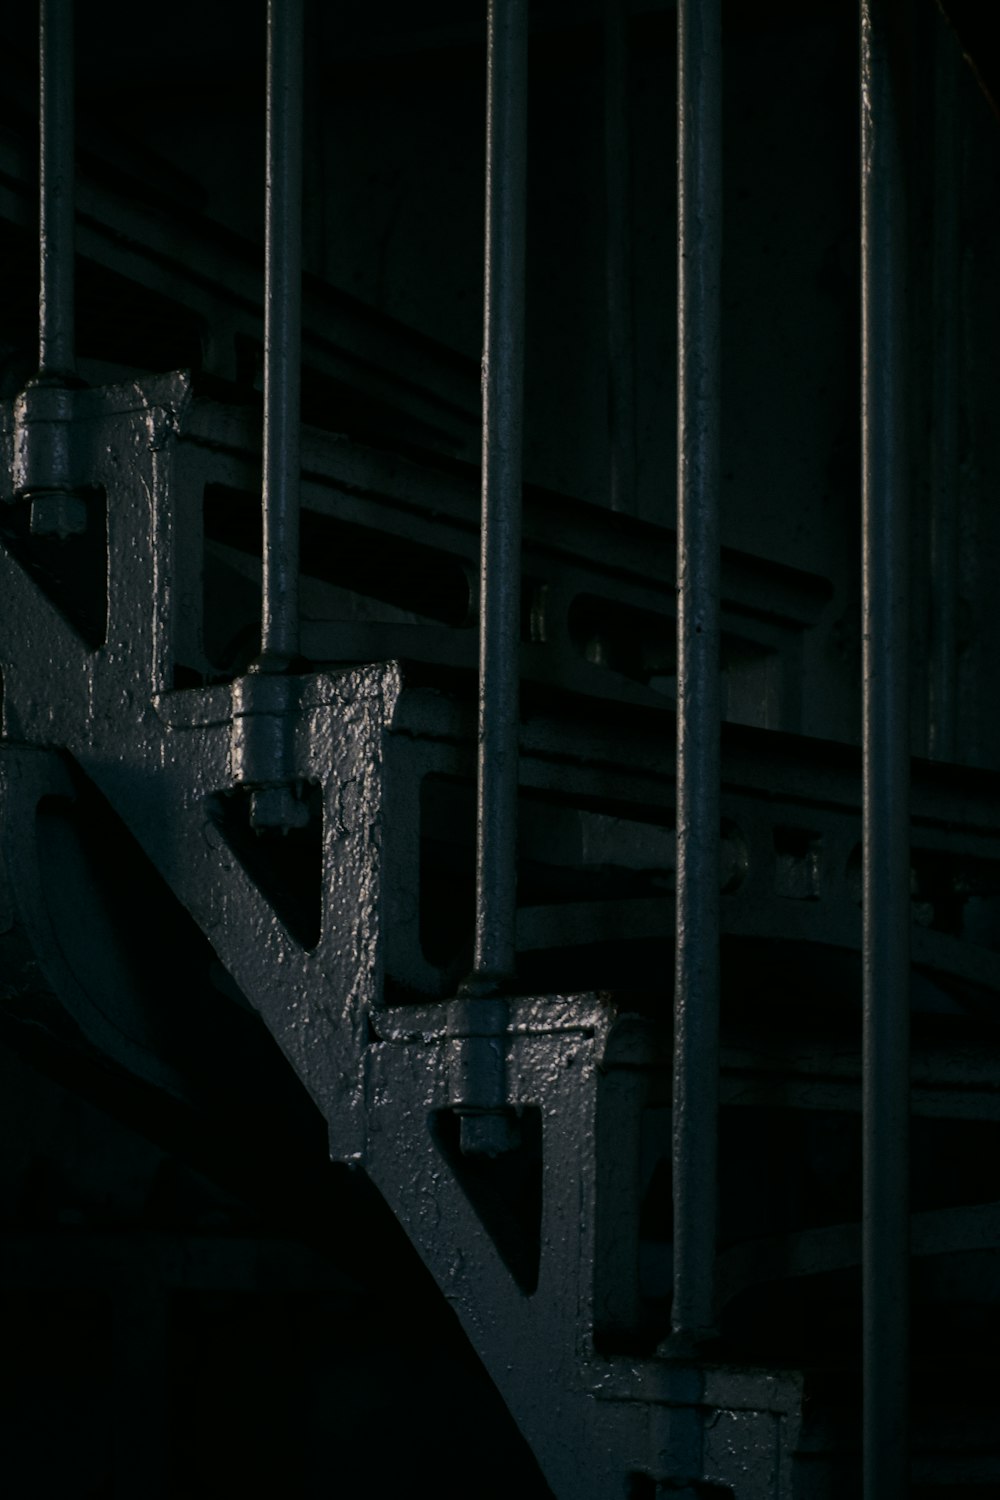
left=13, top=379, right=89, bottom=538
left=229, top=669, right=307, bottom=834
left=448, top=994, right=516, bottom=1156
left=229, top=668, right=301, bottom=785
left=450, top=1029, right=506, bottom=1111
left=14, top=379, right=77, bottom=497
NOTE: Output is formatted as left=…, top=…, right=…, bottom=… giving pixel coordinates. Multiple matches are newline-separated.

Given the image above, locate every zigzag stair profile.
left=2, top=377, right=999, bottom=1496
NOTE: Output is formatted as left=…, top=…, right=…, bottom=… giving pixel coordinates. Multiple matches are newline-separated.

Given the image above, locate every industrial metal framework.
left=1, top=1, right=998, bottom=1495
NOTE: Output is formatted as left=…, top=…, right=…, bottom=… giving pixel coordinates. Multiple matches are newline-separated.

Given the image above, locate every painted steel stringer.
left=0, top=375, right=804, bottom=1498
left=366, top=996, right=803, bottom=1497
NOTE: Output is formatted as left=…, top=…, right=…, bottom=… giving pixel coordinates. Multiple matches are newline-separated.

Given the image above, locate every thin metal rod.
left=861, top=2, right=911, bottom=1495
left=928, top=27, right=960, bottom=763
left=671, top=0, right=722, bottom=1343
left=38, top=0, right=75, bottom=380
left=472, top=0, right=528, bottom=987
left=605, top=0, right=637, bottom=516
left=260, top=0, right=304, bottom=670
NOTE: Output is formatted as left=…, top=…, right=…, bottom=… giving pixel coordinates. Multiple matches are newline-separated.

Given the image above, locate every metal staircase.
left=2, top=3, right=1000, bottom=1497
left=0, top=370, right=811, bottom=1496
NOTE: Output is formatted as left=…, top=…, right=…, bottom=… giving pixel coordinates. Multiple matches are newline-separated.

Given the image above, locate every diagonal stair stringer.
left=0, top=376, right=805, bottom=1499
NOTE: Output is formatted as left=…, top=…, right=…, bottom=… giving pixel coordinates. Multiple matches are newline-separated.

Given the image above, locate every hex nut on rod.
left=448, top=995, right=517, bottom=1157
left=230, top=671, right=309, bottom=834
left=14, top=380, right=87, bottom=538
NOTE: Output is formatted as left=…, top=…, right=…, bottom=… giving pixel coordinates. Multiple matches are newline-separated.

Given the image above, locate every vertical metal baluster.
left=260, top=0, right=304, bottom=672
left=861, top=2, right=911, bottom=1495
left=234, top=0, right=306, bottom=838
left=471, top=0, right=528, bottom=990
left=605, top=0, right=637, bottom=516
left=929, top=25, right=959, bottom=764
left=39, top=0, right=75, bottom=382
left=670, top=0, right=722, bottom=1347
left=17, top=0, right=86, bottom=540
left=454, top=0, right=527, bottom=1158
